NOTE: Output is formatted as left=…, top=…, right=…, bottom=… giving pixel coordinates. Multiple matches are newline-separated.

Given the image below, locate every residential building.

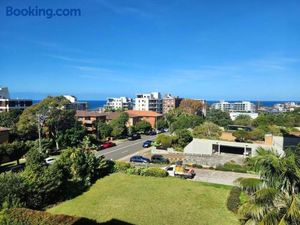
left=0, top=87, right=32, bottom=112
left=162, top=94, right=182, bottom=114
left=75, top=110, right=106, bottom=132
left=63, top=95, right=87, bottom=110
left=134, top=92, right=163, bottom=113
left=105, top=97, right=133, bottom=110
left=212, top=100, right=255, bottom=112
left=229, top=112, right=258, bottom=120
left=127, top=110, right=163, bottom=128
left=0, top=127, right=10, bottom=144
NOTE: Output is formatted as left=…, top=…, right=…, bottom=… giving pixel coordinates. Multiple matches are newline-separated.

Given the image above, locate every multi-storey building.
left=0, top=87, right=32, bottom=112
left=134, top=92, right=162, bottom=113
left=63, top=95, right=87, bottom=110
left=212, top=100, right=255, bottom=112
left=105, top=97, right=133, bottom=110
left=162, top=94, right=182, bottom=114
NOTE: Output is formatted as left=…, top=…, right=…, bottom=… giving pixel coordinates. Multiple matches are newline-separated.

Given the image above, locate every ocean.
left=32, top=100, right=300, bottom=110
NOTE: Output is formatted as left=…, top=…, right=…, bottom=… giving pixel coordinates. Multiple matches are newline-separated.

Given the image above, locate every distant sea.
left=32, top=100, right=300, bottom=110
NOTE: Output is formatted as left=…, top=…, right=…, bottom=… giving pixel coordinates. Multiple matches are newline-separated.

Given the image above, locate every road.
left=95, top=135, right=156, bottom=160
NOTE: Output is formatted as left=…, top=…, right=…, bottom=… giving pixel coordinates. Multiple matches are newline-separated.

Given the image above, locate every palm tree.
left=237, top=146, right=300, bottom=225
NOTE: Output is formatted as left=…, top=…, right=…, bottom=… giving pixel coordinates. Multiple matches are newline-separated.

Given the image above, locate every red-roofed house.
left=126, top=110, right=163, bottom=128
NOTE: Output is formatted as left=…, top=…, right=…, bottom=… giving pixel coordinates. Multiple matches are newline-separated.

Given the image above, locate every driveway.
left=192, top=168, right=258, bottom=186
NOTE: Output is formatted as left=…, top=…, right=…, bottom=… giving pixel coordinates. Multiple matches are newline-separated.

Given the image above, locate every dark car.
left=151, top=154, right=170, bottom=164
left=143, top=140, right=153, bottom=148
left=10, top=164, right=25, bottom=173
left=145, top=130, right=157, bottom=135
left=127, top=133, right=141, bottom=141
left=100, top=141, right=116, bottom=149
left=130, top=155, right=150, bottom=163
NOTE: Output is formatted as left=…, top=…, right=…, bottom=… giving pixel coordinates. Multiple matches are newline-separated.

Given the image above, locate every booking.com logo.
left=6, top=6, right=81, bottom=19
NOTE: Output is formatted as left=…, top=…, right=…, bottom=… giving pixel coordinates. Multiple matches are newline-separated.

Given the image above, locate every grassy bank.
left=48, top=173, right=238, bottom=225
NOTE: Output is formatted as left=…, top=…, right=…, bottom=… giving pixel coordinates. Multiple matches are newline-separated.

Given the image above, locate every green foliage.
left=193, top=122, right=222, bottom=139
left=174, top=129, right=193, bottom=148
left=125, top=167, right=168, bottom=177
left=155, top=134, right=174, bottom=148
left=0, top=172, right=27, bottom=209
left=169, top=114, right=203, bottom=133
left=216, top=161, right=249, bottom=173
left=252, top=111, right=300, bottom=128
left=114, top=161, right=132, bottom=172
left=110, top=112, right=129, bottom=138
left=232, top=130, right=251, bottom=142
left=57, top=122, right=86, bottom=148
left=0, top=109, right=22, bottom=129
left=0, top=208, right=100, bottom=225
left=141, top=167, right=168, bottom=177
left=233, top=115, right=252, bottom=126
left=226, top=187, right=241, bottom=213
left=206, top=109, right=232, bottom=127
left=156, top=118, right=168, bottom=130
left=237, top=146, right=300, bottom=225
left=0, top=141, right=30, bottom=164
left=135, top=120, right=152, bottom=133
left=95, top=121, right=112, bottom=140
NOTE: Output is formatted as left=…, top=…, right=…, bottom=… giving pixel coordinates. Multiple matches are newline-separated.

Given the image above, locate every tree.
left=233, top=115, right=252, bottom=126
left=135, top=120, right=152, bottom=133
left=16, top=96, right=75, bottom=149
left=57, top=122, right=86, bottom=148
left=193, top=122, right=222, bottom=139
left=175, top=129, right=193, bottom=148
left=206, top=109, right=232, bottom=127
left=170, top=114, right=203, bottom=133
left=179, top=99, right=204, bottom=115
left=110, top=112, right=129, bottom=138
left=156, top=118, right=168, bottom=130
left=95, top=121, right=112, bottom=140
left=0, top=109, right=22, bottom=129
left=0, top=141, right=31, bottom=165
left=233, top=130, right=250, bottom=142
left=155, top=134, right=173, bottom=149
left=237, top=147, right=300, bottom=225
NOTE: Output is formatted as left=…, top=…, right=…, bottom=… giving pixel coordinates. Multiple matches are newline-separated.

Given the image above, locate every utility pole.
left=37, top=114, right=47, bottom=153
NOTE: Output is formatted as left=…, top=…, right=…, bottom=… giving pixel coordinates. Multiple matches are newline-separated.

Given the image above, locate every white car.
left=45, top=157, right=56, bottom=165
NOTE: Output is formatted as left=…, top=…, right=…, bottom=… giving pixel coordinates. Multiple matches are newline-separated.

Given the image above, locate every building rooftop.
left=126, top=110, right=162, bottom=117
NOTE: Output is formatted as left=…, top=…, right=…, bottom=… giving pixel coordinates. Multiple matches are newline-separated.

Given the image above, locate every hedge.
left=114, top=161, right=132, bottom=172
left=125, top=167, right=168, bottom=177
left=0, top=208, right=100, bottom=225
left=216, top=161, right=248, bottom=173
left=226, top=187, right=241, bottom=213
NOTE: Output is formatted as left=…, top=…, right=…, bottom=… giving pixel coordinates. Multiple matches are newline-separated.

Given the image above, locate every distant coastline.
left=32, top=100, right=300, bottom=110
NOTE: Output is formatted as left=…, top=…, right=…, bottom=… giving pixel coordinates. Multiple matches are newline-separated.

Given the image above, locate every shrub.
left=226, top=187, right=241, bottom=213
left=126, top=167, right=142, bottom=175
left=156, top=134, right=173, bottom=149
left=191, top=164, right=203, bottom=169
left=142, top=167, right=168, bottom=177
left=114, top=161, right=132, bottom=172
left=215, top=161, right=248, bottom=173
left=0, top=208, right=100, bottom=225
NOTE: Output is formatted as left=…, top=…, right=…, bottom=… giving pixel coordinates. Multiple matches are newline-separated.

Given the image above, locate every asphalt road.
left=95, top=135, right=156, bottom=160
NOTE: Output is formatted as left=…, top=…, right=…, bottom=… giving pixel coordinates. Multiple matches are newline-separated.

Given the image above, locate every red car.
left=100, top=142, right=116, bottom=149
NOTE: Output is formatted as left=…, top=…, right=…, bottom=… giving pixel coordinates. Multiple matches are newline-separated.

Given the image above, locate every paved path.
left=192, top=168, right=259, bottom=186
left=95, top=135, right=156, bottom=160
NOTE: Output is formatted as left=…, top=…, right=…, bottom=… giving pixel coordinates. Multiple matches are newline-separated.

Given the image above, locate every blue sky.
left=1, top=0, right=300, bottom=100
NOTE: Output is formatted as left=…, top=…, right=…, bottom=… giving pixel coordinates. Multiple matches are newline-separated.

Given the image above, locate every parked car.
left=145, top=130, right=157, bottom=135
left=143, top=140, right=153, bottom=148
left=127, top=133, right=141, bottom=141
left=45, top=157, right=56, bottom=165
left=151, top=154, right=170, bottom=164
left=130, top=155, right=150, bottom=163
left=100, top=141, right=116, bottom=149
left=10, top=164, right=25, bottom=173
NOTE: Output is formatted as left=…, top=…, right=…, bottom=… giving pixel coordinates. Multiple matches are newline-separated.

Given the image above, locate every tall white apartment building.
left=134, top=92, right=162, bottom=113
left=105, top=97, right=133, bottom=110
left=212, top=100, right=256, bottom=112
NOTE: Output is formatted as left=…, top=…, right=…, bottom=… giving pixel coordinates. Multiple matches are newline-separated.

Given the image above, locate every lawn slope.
left=48, top=173, right=238, bottom=225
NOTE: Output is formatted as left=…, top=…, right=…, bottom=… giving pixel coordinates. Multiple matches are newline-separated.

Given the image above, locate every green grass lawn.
left=48, top=173, right=239, bottom=225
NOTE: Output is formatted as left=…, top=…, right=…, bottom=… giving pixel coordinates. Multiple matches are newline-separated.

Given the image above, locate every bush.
left=156, top=134, right=174, bottom=149
left=126, top=167, right=142, bottom=175
left=226, top=187, right=241, bottom=213
left=0, top=208, right=100, bottom=225
left=114, top=161, right=132, bottom=172
left=215, top=161, right=248, bottom=173
left=142, top=167, right=168, bottom=177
